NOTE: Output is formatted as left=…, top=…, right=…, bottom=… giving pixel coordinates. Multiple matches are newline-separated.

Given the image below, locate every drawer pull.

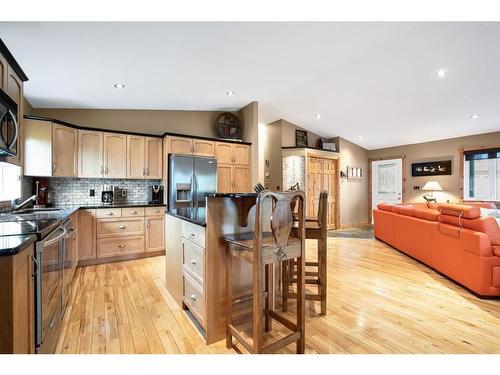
left=154, top=209, right=160, bottom=213
left=190, top=259, right=197, bottom=265
left=107, top=212, right=114, bottom=216
left=118, top=244, right=126, bottom=248
left=118, top=225, right=126, bottom=229
left=130, top=210, right=137, bottom=214
left=190, top=294, right=197, bottom=301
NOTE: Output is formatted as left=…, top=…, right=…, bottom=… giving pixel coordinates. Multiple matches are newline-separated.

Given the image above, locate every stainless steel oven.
left=35, top=222, right=67, bottom=354
left=0, top=89, right=19, bottom=157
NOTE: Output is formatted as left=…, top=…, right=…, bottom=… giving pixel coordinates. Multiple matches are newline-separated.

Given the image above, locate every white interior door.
left=371, top=158, right=403, bottom=223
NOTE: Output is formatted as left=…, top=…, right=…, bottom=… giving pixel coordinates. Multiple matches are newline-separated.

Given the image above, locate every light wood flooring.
left=56, top=237, right=500, bottom=354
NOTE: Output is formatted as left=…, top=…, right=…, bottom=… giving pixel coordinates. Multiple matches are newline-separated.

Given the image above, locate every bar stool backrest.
left=317, top=191, right=328, bottom=232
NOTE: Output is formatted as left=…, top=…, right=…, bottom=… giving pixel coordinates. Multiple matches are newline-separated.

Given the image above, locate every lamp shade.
left=422, top=181, right=443, bottom=191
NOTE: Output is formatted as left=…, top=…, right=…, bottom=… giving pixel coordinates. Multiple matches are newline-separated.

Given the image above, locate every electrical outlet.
left=89, top=189, right=95, bottom=197
left=121, top=189, right=127, bottom=197
left=414, top=186, right=420, bottom=190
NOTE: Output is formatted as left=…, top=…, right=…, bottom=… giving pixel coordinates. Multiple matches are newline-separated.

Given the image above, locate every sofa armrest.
left=463, top=231, right=494, bottom=257
left=493, top=245, right=500, bottom=257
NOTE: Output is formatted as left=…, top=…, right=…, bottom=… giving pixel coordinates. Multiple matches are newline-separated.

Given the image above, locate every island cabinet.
left=126, top=135, right=163, bottom=179
left=0, top=243, right=36, bottom=354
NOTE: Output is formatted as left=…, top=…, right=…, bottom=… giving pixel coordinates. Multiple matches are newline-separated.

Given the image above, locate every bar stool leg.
left=252, top=257, right=263, bottom=353
left=281, top=260, right=288, bottom=312
left=264, top=264, right=272, bottom=332
left=318, top=238, right=327, bottom=315
left=226, top=250, right=233, bottom=349
left=296, top=255, right=306, bottom=354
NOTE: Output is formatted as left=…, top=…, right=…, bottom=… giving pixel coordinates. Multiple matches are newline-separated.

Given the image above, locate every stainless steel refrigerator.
left=168, top=154, right=217, bottom=211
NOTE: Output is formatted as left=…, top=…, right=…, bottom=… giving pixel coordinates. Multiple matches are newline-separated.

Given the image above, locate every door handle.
left=7, top=110, right=18, bottom=149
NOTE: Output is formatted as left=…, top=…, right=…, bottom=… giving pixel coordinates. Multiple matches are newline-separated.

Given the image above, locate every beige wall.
left=339, top=138, right=369, bottom=226
left=281, top=119, right=321, bottom=148
left=264, top=120, right=284, bottom=191
left=368, top=131, right=500, bottom=204
left=239, top=101, right=260, bottom=187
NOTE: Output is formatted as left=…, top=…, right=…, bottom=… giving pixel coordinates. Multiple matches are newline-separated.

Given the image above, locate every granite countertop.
left=0, top=202, right=166, bottom=256
left=205, top=193, right=258, bottom=198
left=166, top=207, right=206, bottom=227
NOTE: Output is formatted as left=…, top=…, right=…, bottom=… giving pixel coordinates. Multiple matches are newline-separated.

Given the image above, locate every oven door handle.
left=43, top=227, right=67, bottom=247
left=7, top=109, right=18, bottom=149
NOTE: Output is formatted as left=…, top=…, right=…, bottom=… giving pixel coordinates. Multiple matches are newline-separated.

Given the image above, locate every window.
left=463, top=148, right=500, bottom=201
left=0, top=162, right=21, bottom=202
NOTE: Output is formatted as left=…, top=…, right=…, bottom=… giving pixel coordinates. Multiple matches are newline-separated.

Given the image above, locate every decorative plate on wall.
left=216, top=112, right=241, bottom=139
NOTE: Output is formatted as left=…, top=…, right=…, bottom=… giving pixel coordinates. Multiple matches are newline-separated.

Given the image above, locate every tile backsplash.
left=22, top=177, right=162, bottom=206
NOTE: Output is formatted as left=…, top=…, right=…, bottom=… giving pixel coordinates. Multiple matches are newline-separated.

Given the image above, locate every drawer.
left=96, top=218, right=144, bottom=238
left=96, top=208, right=122, bottom=218
left=181, top=220, right=205, bottom=248
left=97, top=236, right=144, bottom=258
left=122, top=207, right=145, bottom=217
left=145, top=206, right=165, bottom=216
left=182, top=239, right=205, bottom=285
left=183, top=271, right=205, bottom=327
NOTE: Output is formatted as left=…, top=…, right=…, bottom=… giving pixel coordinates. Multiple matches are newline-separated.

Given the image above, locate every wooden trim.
left=282, top=146, right=339, bottom=153
left=0, top=39, right=29, bottom=82
left=368, top=155, right=406, bottom=223
left=23, top=115, right=253, bottom=145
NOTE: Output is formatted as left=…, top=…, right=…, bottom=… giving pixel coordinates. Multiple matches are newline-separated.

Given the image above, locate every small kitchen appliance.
left=149, top=185, right=164, bottom=204
left=101, top=184, right=114, bottom=204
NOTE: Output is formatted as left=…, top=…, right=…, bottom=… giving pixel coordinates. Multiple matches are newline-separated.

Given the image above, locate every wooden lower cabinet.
left=217, top=164, right=250, bottom=193
left=78, top=209, right=96, bottom=261
left=97, top=236, right=144, bottom=258
left=146, top=216, right=165, bottom=252
left=217, top=164, right=233, bottom=193
left=0, top=244, right=35, bottom=354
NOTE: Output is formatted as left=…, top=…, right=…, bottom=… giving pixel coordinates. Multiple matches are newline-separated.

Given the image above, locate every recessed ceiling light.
left=114, top=83, right=125, bottom=89
left=358, top=136, right=363, bottom=141
left=226, top=90, right=235, bottom=96
left=470, top=114, right=479, bottom=120
left=314, top=114, right=322, bottom=119
left=436, top=69, right=447, bottom=78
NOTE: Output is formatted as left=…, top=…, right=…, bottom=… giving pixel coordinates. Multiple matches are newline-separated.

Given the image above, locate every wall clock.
left=216, top=112, right=241, bottom=139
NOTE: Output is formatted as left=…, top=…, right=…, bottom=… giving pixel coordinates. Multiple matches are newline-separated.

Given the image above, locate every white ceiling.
left=1, top=22, right=499, bottom=149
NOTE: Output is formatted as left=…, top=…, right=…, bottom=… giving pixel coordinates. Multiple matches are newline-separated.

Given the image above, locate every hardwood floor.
left=56, top=237, right=500, bottom=354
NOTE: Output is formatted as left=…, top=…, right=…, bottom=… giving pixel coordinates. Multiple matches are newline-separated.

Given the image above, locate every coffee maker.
left=101, top=184, right=114, bottom=204
left=149, top=185, right=164, bottom=204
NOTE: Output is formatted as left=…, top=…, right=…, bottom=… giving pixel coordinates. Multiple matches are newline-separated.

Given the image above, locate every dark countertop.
left=0, top=202, right=166, bottom=256
left=205, top=193, right=258, bottom=198
left=166, top=207, right=206, bottom=227
left=0, top=234, right=37, bottom=256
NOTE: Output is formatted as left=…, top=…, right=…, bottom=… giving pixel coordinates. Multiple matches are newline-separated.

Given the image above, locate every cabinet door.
left=5, top=66, right=23, bottom=166
left=215, top=142, right=233, bottom=164
left=233, top=165, right=250, bottom=193
left=103, top=133, right=127, bottom=178
left=52, top=124, right=77, bottom=177
left=193, top=139, right=215, bottom=157
left=167, top=136, right=192, bottom=155
left=78, top=130, right=103, bottom=178
left=146, top=216, right=165, bottom=252
left=145, top=137, right=163, bottom=179
left=217, top=164, right=233, bottom=193
left=78, top=209, right=96, bottom=261
left=233, top=144, right=250, bottom=166
left=127, top=135, right=146, bottom=178
left=23, top=119, right=52, bottom=177
left=0, top=54, right=7, bottom=91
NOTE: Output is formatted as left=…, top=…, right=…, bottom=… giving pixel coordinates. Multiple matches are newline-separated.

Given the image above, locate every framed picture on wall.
left=295, top=129, right=308, bottom=147
left=411, top=160, right=452, bottom=177
left=347, top=166, right=363, bottom=180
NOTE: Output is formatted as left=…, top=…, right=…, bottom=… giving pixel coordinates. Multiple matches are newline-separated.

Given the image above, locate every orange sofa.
left=373, top=202, right=500, bottom=297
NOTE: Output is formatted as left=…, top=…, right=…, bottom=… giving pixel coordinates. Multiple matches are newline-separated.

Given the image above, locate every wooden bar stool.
left=224, top=191, right=306, bottom=354
left=284, top=191, right=328, bottom=315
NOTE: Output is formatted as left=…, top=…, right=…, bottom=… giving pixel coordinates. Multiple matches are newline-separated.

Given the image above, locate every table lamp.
left=422, top=181, right=443, bottom=204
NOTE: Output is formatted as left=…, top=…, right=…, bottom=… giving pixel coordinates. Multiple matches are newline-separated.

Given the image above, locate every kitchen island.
left=166, top=193, right=276, bottom=344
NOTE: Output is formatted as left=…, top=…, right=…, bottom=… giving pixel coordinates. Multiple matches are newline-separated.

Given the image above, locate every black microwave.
left=0, top=89, right=19, bottom=157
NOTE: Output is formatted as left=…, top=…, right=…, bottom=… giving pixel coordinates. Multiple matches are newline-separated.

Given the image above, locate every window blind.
left=464, top=148, right=500, bottom=161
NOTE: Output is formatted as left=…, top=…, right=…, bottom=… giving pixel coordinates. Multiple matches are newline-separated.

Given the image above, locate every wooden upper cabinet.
left=167, top=136, right=193, bottom=155
left=193, top=139, right=215, bottom=157
left=0, top=54, right=7, bottom=91
left=233, top=165, right=250, bottom=192
left=233, top=144, right=250, bottom=166
left=215, top=142, right=233, bottom=163
left=78, top=130, right=103, bottom=178
left=103, top=133, right=127, bottom=178
left=5, top=66, right=23, bottom=167
left=5, top=65, right=22, bottom=106
left=217, top=164, right=233, bottom=193
left=52, top=124, right=77, bottom=177
left=145, top=137, right=162, bottom=179
left=127, top=135, right=146, bottom=178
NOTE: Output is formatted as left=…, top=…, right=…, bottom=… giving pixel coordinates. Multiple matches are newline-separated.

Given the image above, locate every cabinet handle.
left=31, top=255, right=39, bottom=277
left=146, top=168, right=150, bottom=175
left=142, top=168, right=145, bottom=176
left=105, top=166, right=108, bottom=175
left=107, top=212, right=114, bottom=216
left=118, top=225, right=126, bottom=229
left=190, top=294, right=197, bottom=301
left=100, top=166, right=104, bottom=175
left=190, top=259, right=197, bottom=265
left=52, top=163, right=56, bottom=173
left=190, top=233, right=195, bottom=237
left=118, top=244, right=126, bottom=248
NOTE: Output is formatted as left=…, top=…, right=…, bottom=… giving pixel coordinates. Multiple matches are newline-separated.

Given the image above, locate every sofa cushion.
left=394, top=205, right=416, bottom=217
left=466, top=201, right=497, bottom=209
left=439, top=215, right=500, bottom=245
left=436, top=203, right=481, bottom=219
left=493, top=246, right=500, bottom=257
left=414, top=207, right=439, bottom=221
left=377, top=203, right=395, bottom=212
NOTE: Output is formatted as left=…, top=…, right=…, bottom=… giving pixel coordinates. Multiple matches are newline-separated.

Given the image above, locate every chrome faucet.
left=12, top=194, right=37, bottom=211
